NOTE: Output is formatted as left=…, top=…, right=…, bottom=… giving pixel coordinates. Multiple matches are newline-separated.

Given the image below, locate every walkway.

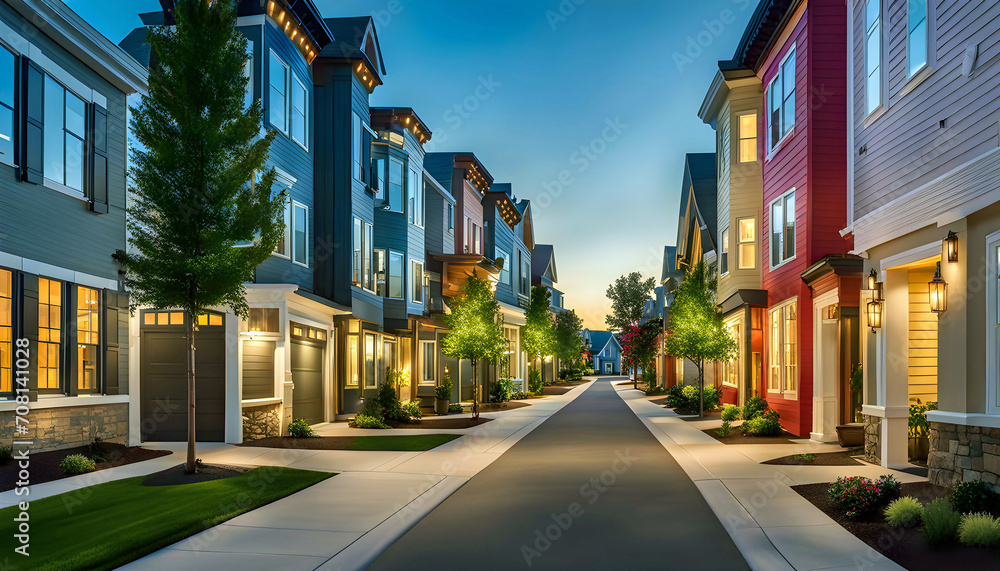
left=367, top=379, right=749, bottom=570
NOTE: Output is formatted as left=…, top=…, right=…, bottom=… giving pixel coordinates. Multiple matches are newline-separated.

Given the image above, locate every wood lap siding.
left=907, top=267, right=937, bottom=406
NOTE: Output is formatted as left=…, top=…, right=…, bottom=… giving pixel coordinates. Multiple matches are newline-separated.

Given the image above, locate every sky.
left=71, top=0, right=755, bottom=330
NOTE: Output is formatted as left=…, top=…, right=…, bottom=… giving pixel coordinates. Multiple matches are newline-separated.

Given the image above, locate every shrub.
left=377, top=381, right=410, bottom=423
left=448, top=403, right=463, bottom=413
left=87, top=436, right=107, bottom=462
left=353, top=414, right=390, bottom=429
left=793, top=453, right=818, bottom=463
left=528, top=368, right=543, bottom=394
left=511, top=391, right=529, bottom=400
left=742, top=396, right=768, bottom=421
left=876, top=474, right=902, bottom=500
left=402, top=401, right=422, bottom=421
left=716, top=420, right=733, bottom=437
left=435, top=378, right=453, bottom=401
left=490, top=378, right=514, bottom=403
left=958, top=512, right=1000, bottom=547
left=951, top=480, right=994, bottom=514
left=287, top=418, right=315, bottom=438
left=665, top=384, right=721, bottom=413
left=359, top=395, right=383, bottom=419
left=742, top=409, right=783, bottom=437
left=922, top=498, right=961, bottom=547
left=884, top=496, right=924, bottom=528
left=829, top=475, right=900, bottom=518
left=721, top=404, right=741, bottom=422
left=0, top=445, right=13, bottom=464
left=60, top=454, right=96, bottom=476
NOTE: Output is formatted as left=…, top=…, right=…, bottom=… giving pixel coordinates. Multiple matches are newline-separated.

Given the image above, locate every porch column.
left=880, top=268, right=910, bottom=468
left=224, top=311, right=242, bottom=444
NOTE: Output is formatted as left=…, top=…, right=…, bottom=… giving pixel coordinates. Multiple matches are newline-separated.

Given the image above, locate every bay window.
left=268, top=51, right=287, bottom=133
left=865, top=0, right=883, bottom=114
left=388, top=251, right=403, bottom=299
left=767, top=46, right=796, bottom=151
left=770, top=190, right=796, bottom=268
left=76, top=286, right=99, bottom=392
left=0, top=47, right=14, bottom=166
left=353, top=217, right=373, bottom=288
left=768, top=299, right=797, bottom=396
left=38, top=278, right=61, bottom=391
left=44, top=76, right=86, bottom=192
left=388, top=158, right=403, bottom=212
left=738, top=218, right=756, bottom=270
left=907, top=0, right=928, bottom=77
left=374, top=158, right=386, bottom=201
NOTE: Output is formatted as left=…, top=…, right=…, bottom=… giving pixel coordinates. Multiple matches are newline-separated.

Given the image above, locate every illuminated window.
left=738, top=218, right=756, bottom=270
left=420, top=340, right=436, bottom=385
left=411, top=260, right=424, bottom=304
left=346, top=335, right=359, bottom=387
left=268, top=50, right=288, bottom=134
left=738, top=113, right=757, bottom=162
left=38, top=278, right=61, bottom=390
left=196, top=313, right=223, bottom=327
left=374, top=249, right=387, bottom=296
left=364, top=333, right=376, bottom=388
left=44, top=76, right=86, bottom=192
left=768, top=299, right=797, bottom=396
left=722, top=319, right=740, bottom=387
left=0, top=269, right=11, bottom=392
left=720, top=228, right=730, bottom=276
left=77, top=286, right=99, bottom=391
left=248, top=308, right=280, bottom=333
left=0, top=47, right=15, bottom=166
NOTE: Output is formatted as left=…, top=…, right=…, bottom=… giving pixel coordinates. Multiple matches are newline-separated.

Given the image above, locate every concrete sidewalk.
left=119, top=381, right=594, bottom=571
left=615, top=385, right=919, bottom=571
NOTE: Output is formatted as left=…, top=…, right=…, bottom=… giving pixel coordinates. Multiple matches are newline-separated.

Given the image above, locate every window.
left=44, top=77, right=85, bottom=192
left=521, top=258, right=531, bottom=295
left=503, top=327, right=519, bottom=379
left=268, top=51, right=287, bottom=133
left=411, top=260, right=424, bottom=304
left=353, top=218, right=362, bottom=285
left=738, top=113, right=757, bottom=163
left=248, top=308, right=280, bottom=333
left=770, top=190, right=796, bottom=268
left=363, top=222, right=373, bottom=291
left=907, top=0, right=928, bottom=77
left=388, top=251, right=403, bottom=299
left=38, top=278, right=61, bottom=390
left=497, top=248, right=511, bottom=284
left=0, top=47, right=15, bottom=166
left=243, top=41, right=254, bottom=111
left=767, top=46, right=796, bottom=151
left=291, top=202, right=308, bottom=266
left=374, top=158, right=386, bottom=201
left=346, top=335, right=359, bottom=388
left=388, top=158, right=403, bottom=212
left=768, top=300, right=797, bottom=396
left=420, top=341, right=436, bottom=385
left=408, top=167, right=423, bottom=226
left=447, top=203, right=455, bottom=231
left=352, top=113, right=362, bottom=181
left=76, top=286, right=99, bottom=392
left=374, top=249, right=386, bottom=296
left=738, top=218, right=756, bottom=270
left=353, top=218, right=375, bottom=290
left=290, top=75, right=307, bottom=147
left=465, top=219, right=482, bottom=254
left=865, top=0, right=883, bottom=114
left=0, top=269, right=11, bottom=393
left=364, top=333, right=376, bottom=388
left=720, top=228, right=730, bottom=276
left=722, top=318, right=741, bottom=387
left=274, top=199, right=289, bottom=257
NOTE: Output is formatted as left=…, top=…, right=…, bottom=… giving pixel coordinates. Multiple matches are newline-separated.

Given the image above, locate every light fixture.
left=873, top=281, right=884, bottom=302
left=928, top=261, right=948, bottom=314
left=945, top=230, right=959, bottom=263
left=866, top=268, right=877, bottom=290
left=866, top=300, right=883, bottom=333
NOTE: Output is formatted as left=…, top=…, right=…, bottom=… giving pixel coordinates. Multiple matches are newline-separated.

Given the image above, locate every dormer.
left=321, top=17, right=387, bottom=93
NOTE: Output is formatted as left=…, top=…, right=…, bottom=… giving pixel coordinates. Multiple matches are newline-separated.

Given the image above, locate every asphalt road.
left=366, top=378, right=750, bottom=570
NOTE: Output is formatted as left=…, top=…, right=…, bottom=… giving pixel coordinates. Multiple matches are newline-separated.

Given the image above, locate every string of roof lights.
left=266, top=0, right=319, bottom=63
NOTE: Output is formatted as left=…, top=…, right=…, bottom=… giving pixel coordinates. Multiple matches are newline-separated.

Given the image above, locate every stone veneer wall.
left=863, top=414, right=881, bottom=465
left=242, top=403, right=281, bottom=441
left=928, top=422, right=1000, bottom=492
left=0, top=403, right=128, bottom=452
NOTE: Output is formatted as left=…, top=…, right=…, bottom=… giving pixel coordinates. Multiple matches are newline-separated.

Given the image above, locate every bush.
left=951, top=480, right=994, bottom=514
left=958, top=512, right=1000, bottom=547
left=665, top=384, right=721, bottom=413
left=0, top=445, right=13, bottom=464
left=721, top=404, right=741, bottom=422
left=60, top=454, right=96, bottom=476
left=528, top=368, right=543, bottom=394
left=742, top=409, right=783, bottom=437
left=742, top=396, right=768, bottom=421
left=511, top=391, right=529, bottom=400
left=435, top=378, right=453, bottom=401
left=885, top=496, right=924, bottom=528
left=559, top=367, right=583, bottom=382
left=287, top=418, right=315, bottom=438
left=87, top=436, right=107, bottom=462
left=376, top=381, right=410, bottom=423
left=828, top=475, right=900, bottom=518
left=353, top=414, right=390, bottom=429
left=359, top=395, right=383, bottom=419
left=922, top=497, right=961, bottom=547
left=402, top=401, right=422, bottom=421
left=448, top=403, right=463, bottom=413
left=716, top=420, right=733, bottom=437
left=490, top=378, right=514, bottom=403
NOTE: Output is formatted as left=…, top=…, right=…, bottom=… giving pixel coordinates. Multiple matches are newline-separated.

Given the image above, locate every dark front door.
left=139, top=311, right=226, bottom=442
left=292, top=339, right=324, bottom=425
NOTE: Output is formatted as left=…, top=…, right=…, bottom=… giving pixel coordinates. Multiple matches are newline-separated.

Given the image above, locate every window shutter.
left=103, top=289, right=126, bottom=395
left=22, top=59, right=44, bottom=184
left=20, top=274, right=40, bottom=400
left=89, top=105, right=109, bottom=214
left=362, top=129, right=371, bottom=186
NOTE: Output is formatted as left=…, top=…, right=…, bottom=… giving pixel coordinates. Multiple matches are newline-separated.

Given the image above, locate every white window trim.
left=987, top=229, right=1000, bottom=415
left=268, top=49, right=289, bottom=135
left=419, top=340, right=436, bottom=386
left=737, top=217, right=756, bottom=270
left=767, top=297, right=798, bottom=400
left=387, top=250, right=404, bottom=300
left=765, top=43, right=796, bottom=156
left=768, top=188, right=797, bottom=271
left=411, top=259, right=424, bottom=305
left=290, top=73, right=308, bottom=151
left=905, top=0, right=931, bottom=80
left=290, top=200, right=308, bottom=267
left=720, top=227, right=730, bottom=277
left=722, top=315, right=742, bottom=387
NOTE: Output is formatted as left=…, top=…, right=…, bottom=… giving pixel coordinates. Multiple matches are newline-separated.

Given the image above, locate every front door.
left=604, top=362, right=612, bottom=374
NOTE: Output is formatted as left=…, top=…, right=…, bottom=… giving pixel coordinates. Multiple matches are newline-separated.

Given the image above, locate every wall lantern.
left=866, top=300, right=883, bottom=333
left=945, top=230, right=959, bottom=263
left=866, top=268, right=878, bottom=290
left=928, top=262, right=948, bottom=314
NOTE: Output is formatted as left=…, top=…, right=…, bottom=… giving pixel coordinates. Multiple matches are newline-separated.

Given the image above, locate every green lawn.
left=3, top=466, right=332, bottom=571
left=347, top=434, right=461, bottom=451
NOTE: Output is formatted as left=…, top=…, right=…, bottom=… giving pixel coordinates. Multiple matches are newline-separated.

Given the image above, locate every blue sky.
left=73, top=0, right=754, bottom=329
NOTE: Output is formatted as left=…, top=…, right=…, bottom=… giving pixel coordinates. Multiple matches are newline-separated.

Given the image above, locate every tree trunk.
left=472, top=359, right=479, bottom=422
left=632, top=366, right=637, bottom=390
left=185, top=311, right=197, bottom=474
left=698, top=359, right=705, bottom=419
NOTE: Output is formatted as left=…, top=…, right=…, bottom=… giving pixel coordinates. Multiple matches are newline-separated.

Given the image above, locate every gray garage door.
left=292, top=339, right=324, bottom=425
left=140, top=311, right=226, bottom=442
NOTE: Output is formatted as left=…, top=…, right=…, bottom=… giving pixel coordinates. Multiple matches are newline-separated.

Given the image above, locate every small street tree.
left=620, top=319, right=661, bottom=390
left=605, top=272, right=655, bottom=379
left=114, top=0, right=286, bottom=473
left=442, top=272, right=508, bottom=421
left=522, top=285, right=555, bottom=372
left=553, top=309, right=584, bottom=372
left=663, top=261, right=737, bottom=417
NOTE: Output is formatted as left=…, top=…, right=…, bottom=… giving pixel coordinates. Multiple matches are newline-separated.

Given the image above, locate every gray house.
left=0, top=0, right=146, bottom=451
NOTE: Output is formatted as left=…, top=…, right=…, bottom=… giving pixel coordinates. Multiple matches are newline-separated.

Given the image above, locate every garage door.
left=140, top=311, right=226, bottom=442
left=292, top=339, right=324, bottom=425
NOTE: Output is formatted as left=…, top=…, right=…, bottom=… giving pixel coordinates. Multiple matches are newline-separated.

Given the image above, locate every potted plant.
left=435, top=377, right=453, bottom=415
left=908, top=401, right=936, bottom=461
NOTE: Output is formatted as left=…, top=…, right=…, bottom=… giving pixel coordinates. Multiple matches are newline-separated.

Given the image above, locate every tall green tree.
left=114, top=0, right=285, bottom=473
left=605, top=272, right=656, bottom=330
left=442, top=272, right=508, bottom=421
left=663, top=261, right=737, bottom=417
left=522, top=285, right=555, bottom=371
left=553, top=309, right=584, bottom=369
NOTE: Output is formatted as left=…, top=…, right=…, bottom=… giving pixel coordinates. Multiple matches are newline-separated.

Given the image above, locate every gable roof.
left=677, top=153, right=718, bottom=258
left=585, top=330, right=620, bottom=355
left=515, top=198, right=534, bottom=250
left=531, top=244, right=557, bottom=284
left=423, top=152, right=494, bottom=196
left=320, top=16, right=386, bottom=82
left=661, top=245, right=684, bottom=285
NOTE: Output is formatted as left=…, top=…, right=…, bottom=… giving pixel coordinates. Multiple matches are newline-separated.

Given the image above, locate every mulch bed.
left=143, top=463, right=251, bottom=487
left=480, top=401, right=530, bottom=411
left=762, top=448, right=863, bottom=466
left=542, top=386, right=574, bottom=395
left=616, top=381, right=639, bottom=387
left=793, top=481, right=1000, bottom=570
left=679, top=409, right=724, bottom=421
left=0, top=443, right=172, bottom=492
left=388, top=417, right=493, bottom=429
left=702, top=428, right=799, bottom=445
left=549, top=380, right=588, bottom=387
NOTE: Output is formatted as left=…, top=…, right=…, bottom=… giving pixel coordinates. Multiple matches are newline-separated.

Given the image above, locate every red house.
left=722, top=0, right=859, bottom=438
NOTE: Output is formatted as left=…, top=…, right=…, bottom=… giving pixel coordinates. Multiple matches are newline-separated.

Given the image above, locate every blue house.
left=582, top=329, right=621, bottom=375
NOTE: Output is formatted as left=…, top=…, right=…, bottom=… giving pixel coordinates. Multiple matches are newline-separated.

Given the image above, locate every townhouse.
left=656, top=246, right=685, bottom=389
left=845, top=0, right=1000, bottom=484
left=0, top=0, right=146, bottom=452
left=532, top=243, right=567, bottom=382
left=582, top=329, right=621, bottom=375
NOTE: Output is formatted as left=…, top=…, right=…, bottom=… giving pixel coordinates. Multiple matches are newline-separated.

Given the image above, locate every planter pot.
left=835, top=423, right=865, bottom=447
left=435, top=398, right=450, bottom=415
left=908, top=436, right=930, bottom=462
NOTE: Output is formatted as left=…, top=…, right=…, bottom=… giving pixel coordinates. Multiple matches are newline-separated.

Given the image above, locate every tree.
left=605, top=272, right=656, bottom=330
left=522, top=285, right=555, bottom=372
left=620, top=319, right=661, bottom=390
left=553, top=309, right=584, bottom=370
left=663, top=261, right=737, bottom=417
left=114, top=0, right=285, bottom=473
left=442, top=272, right=508, bottom=421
